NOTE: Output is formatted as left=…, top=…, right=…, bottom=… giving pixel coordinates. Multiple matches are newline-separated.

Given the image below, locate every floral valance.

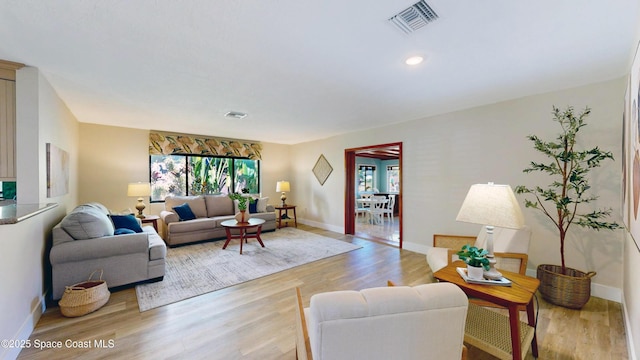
left=149, top=132, right=262, bottom=160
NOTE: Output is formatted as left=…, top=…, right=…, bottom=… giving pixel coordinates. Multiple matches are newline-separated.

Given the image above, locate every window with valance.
left=148, top=132, right=262, bottom=201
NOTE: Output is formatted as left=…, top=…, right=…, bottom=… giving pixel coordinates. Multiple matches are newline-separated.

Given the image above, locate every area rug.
left=135, top=227, right=361, bottom=311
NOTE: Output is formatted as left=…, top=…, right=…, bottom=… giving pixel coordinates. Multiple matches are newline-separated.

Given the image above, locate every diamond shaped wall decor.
left=312, top=154, right=333, bottom=186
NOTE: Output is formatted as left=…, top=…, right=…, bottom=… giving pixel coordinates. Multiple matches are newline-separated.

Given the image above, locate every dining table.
left=356, top=197, right=388, bottom=224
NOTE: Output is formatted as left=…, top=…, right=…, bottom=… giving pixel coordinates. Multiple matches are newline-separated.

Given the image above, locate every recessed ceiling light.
left=225, top=111, right=247, bottom=119
left=405, top=56, right=424, bottom=65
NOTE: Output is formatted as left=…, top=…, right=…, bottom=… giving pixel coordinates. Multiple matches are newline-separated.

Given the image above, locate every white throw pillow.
left=257, top=197, right=269, bottom=212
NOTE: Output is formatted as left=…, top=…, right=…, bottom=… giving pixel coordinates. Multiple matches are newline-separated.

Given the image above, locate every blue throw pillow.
left=249, top=201, right=258, bottom=213
left=110, top=214, right=143, bottom=233
left=173, top=203, right=196, bottom=221
left=114, top=228, right=136, bottom=235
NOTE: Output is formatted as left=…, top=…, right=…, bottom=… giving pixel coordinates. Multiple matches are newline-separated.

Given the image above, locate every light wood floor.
left=19, top=225, right=628, bottom=360
left=354, top=214, right=399, bottom=245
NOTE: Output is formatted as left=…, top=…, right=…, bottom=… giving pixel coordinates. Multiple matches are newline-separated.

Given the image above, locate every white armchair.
left=295, top=283, right=469, bottom=360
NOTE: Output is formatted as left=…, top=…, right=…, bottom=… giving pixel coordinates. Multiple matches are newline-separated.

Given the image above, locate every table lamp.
left=276, top=181, right=290, bottom=207
left=456, top=182, right=524, bottom=280
left=127, top=182, right=151, bottom=218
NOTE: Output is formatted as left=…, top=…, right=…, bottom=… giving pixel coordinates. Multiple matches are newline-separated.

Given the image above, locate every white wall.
left=624, top=234, right=640, bottom=360
left=0, top=67, right=78, bottom=360
left=291, top=78, right=625, bottom=293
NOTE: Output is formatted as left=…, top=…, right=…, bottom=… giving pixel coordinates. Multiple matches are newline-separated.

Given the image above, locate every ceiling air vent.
left=388, top=0, right=439, bottom=34
left=225, top=111, right=247, bottom=119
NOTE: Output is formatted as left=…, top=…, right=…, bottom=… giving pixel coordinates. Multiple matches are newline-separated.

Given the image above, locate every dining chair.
left=382, top=194, right=395, bottom=223
left=370, top=196, right=387, bottom=224
left=355, top=203, right=370, bottom=223
left=360, top=193, right=373, bottom=209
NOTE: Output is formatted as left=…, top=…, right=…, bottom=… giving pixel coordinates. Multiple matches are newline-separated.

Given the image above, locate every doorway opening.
left=345, top=142, right=402, bottom=248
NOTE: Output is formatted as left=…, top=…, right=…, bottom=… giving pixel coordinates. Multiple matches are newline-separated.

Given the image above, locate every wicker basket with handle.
left=58, top=270, right=110, bottom=317
left=537, top=264, right=595, bottom=309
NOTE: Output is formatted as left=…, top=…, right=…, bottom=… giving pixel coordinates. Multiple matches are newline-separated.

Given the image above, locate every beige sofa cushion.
left=165, top=195, right=207, bottom=218
left=204, top=195, right=234, bottom=217
left=168, top=218, right=217, bottom=233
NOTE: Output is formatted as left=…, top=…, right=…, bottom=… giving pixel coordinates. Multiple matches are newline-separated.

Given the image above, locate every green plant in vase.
left=456, top=245, right=490, bottom=270
left=228, top=193, right=255, bottom=211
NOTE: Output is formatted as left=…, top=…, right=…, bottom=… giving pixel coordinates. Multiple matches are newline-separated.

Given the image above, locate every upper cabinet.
left=0, top=60, right=25, bottom=181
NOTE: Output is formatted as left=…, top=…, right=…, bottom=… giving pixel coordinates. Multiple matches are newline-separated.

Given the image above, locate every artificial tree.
left=515, top=105, right=619, bottom=273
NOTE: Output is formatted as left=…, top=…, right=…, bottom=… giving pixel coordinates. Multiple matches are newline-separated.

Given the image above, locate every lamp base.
left=280, top=192, right=287, bottom=207
left=483, top=256, right=503, bottom=280
left=483, top=225, right=502, bottom=280
left=135, top=198, right=146, bottom=219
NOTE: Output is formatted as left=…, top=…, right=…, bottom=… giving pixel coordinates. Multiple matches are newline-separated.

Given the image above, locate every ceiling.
left=356, top=146, right=400, bottom=161
left=0, top=1, right=638, bottom=145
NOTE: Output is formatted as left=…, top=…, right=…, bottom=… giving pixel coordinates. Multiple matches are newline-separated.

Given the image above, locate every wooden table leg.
left=255, top=225, right=265, bottom=247
left=222, top=227, right=233, bottom=250
left=508, top=304, right=522, bottom=360
left=292, top=207, right=297, bottom=227
left=239, top=228, right=245, bottom=255
left=527, top=300, right=538, bottom=357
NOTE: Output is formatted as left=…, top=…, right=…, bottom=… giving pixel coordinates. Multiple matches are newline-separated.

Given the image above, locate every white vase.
left=467, top=265, right=484, bottom=280
left=235, top=210, right=251, bottom=223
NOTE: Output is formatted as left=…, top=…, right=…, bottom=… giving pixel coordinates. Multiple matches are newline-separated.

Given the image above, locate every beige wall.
left=1, top=67, right=79, bottom=360
left=292, top=78, right=626, bottom=295
left=77, top=125, right=292, bottom=231
left=78, top=124, right=150, bottom=212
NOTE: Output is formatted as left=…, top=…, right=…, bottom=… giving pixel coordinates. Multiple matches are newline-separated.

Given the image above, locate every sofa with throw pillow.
left=50, top=202, right=166, bottom=300
left=160, top=194, right=277, bottom=246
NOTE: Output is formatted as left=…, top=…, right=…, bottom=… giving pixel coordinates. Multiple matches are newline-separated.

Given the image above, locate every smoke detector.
left=225, top=111, right=247, bottom=119
left=389, top=0, right=439, bottom=34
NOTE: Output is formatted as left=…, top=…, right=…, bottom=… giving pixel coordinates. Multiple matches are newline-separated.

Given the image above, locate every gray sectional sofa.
left=50, top=203, right=166, bottom=300
left=160, top=194, right=277, bottom=247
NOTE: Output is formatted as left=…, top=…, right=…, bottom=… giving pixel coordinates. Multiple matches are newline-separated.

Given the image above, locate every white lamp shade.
left=276, top=181, right=290, bottom=192
left=127, top=182, right=151, bottom=197
left=456, top=183, right=524, bottom=229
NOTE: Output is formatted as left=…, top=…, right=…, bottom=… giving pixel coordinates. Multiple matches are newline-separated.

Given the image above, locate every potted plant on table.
left=228, top=193, right=256, bottom=223
left=456, top=244, right=490, bottom=280
left=515, top=105, right=619, bottom=309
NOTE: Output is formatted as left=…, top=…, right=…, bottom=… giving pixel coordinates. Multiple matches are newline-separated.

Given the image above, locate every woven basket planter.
left=537, top=264, right=595, bottom=309
left=58, top=271, right=110, bottom=317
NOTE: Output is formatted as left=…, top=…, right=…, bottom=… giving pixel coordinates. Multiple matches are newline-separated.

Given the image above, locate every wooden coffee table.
left=433, top=261, right=540, bottom=360
left=220, top=218, right=266, bottom=254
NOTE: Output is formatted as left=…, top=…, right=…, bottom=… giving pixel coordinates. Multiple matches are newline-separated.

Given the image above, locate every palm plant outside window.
left=387, top=165, right=399, bottom=193
left=150, top=155, right=259, bottom=201
left=358, top=165, right=375, bottom=192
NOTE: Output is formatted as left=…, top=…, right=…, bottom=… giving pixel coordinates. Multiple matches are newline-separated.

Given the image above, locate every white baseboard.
left=524, top=268, right=622, bottom=303
left=402, top=242, right=431, bottom=255
left=2, top=293, right=45, bottom=360
left=296, top=218, right=343, bottom=234
left=622, top=297, right=638, bottom=360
